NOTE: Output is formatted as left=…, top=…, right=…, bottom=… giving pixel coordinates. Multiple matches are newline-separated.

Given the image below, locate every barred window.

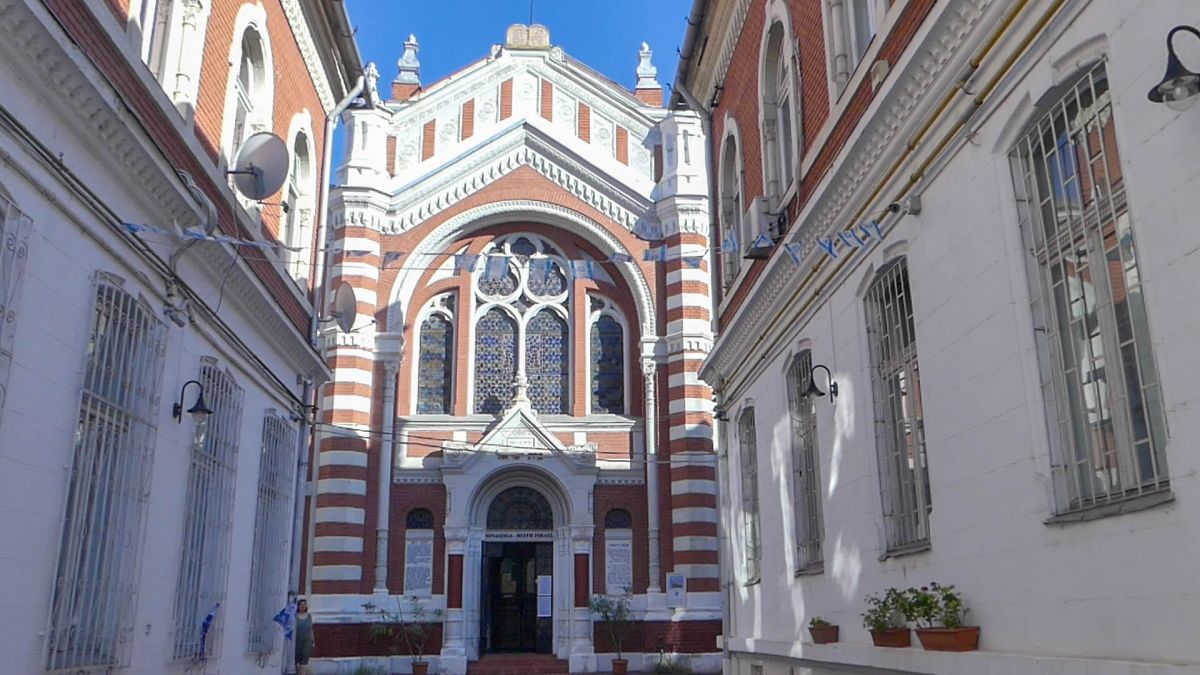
left=1009, top=61, right=1168, bottom=514
left=0, top=191, right=32, bottom=425
left=46, top=274, right=167, bottom=670
left=173, top=358, right=245, bottom=660
left=865, top=259, right=931, bottom=552
left=246, top=412, right=298, bottom=654
left=738, top=408, right=761, bottom=582
left=787, top=351, right=823, bottom=572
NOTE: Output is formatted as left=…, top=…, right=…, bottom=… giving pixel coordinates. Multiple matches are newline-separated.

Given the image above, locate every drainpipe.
left=309, top=75, right=366, bottom=347
left=285, top=378, right=313, bottom=675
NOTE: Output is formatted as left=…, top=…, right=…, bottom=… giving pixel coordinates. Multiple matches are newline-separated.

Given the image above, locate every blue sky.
left=344, top=0, right=693, bottom=96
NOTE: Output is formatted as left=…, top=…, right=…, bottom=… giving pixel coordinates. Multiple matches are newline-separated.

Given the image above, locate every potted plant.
left=907, top=583, right=980, bottom=652
left=367, top=596, right=445, bottom=674
left=807, top=616, right=839, bottom=644
left=590, top=590, right=634, bottom=674
left=862, top=588, right=911, bottom=647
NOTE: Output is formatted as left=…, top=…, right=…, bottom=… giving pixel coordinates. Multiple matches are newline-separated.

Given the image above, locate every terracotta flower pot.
left=611, top=657, right=629, bottom=674
left=916, top=626, right=980, bottom=652
left=412, top=661, right=430, bottom=675
left=808, top=625, right=840, bottom=644
left=869, top=628, right=911, bottom=648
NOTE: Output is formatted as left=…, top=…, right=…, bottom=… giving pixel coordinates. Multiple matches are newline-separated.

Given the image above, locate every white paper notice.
left=666, top=573, right=686, bottom=607
left=537, top=575, right=553, bottom=597
left=605, top=539, right=633, bottom=595
left=403, top=534, right=434, bottom=596
left=537, top=594, right=552, bottom=618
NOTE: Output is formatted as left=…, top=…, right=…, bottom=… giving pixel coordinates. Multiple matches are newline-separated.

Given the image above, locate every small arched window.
left=718, top=134, right=743, bottom=289
left=231, top=28, right=266, bottom=161
left=406, top=508, right=435, bottom=529
left=417, top=295, right=455, bottom=414
left=589, top=298, right=625, bottom=414
left=762, top=20, right=797, bottom=201
left=604, top=509, right=632, bottom=529
left=283, top=132, right=312, bottom=282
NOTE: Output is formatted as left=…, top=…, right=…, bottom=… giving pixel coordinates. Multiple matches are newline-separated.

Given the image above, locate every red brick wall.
left=314, top=623, right=444, bottom=658
left=500, top=78, right=513, bottom=120
left=616, top=127, right=629, bottom=165
left=541, top=79, right=554, bottom=122
left=461, top=99, right=476, bottom=140
left=422, top=120, right=436, bottom=160
left=578, top=103, right=591, bottom=141
left=594, top=620, right=721, bottom=654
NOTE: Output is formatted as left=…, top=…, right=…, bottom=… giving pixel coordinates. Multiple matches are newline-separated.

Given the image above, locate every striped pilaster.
left=312, top=224, right=382, bottom=593
left=662, top=231, right=719, bottom=592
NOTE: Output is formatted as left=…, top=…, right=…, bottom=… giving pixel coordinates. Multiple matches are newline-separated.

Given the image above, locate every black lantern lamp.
left=172, top=379, right=213, bottom=422
left=804, top=364, right=839, bottom=403
left=1148, top=25, right=1200, bottom=112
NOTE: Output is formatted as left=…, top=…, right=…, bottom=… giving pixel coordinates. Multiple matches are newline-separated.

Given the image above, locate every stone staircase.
left=466, top=654, right=571, bottom=675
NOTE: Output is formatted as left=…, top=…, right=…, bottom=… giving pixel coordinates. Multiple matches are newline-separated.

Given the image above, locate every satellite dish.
left=229, top=132, right=289, bottom=200
left=329, top=281, right=358, bottom=333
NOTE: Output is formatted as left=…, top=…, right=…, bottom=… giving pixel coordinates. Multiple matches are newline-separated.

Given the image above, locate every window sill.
left=877, top=541, right=930, bottom=562
left=794, top=564, right=824, bottom=578
left=1044, top=489, right=1174, bottom=525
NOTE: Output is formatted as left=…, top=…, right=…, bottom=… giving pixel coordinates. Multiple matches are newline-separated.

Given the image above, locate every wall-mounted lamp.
left=804, top=364, right=839, bottom=403
left=1148, top=25, right=1200, bottom=112
left=172, top=379, right=213, bottom=423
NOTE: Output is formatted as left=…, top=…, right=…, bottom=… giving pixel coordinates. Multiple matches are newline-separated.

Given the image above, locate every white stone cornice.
left=703, top=0, right=998, bottom=383
left=279, top=0, right=336, bottom=113
left=344, top=125, right=656, bottom=234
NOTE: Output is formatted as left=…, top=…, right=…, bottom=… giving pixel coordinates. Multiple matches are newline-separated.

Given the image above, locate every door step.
left=467, top=654, right=570, bottom=675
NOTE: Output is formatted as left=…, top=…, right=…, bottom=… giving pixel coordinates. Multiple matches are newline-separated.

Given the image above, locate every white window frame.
left=787, top=351, right=823, bottom=573
left=737, top=407, right=761, bottom=584
left=0, top=189, right=32, bottom=425
left=133, top=0, right=212, bottom=113
left=282, top=115, right=316, bottom=286
left=45, top=273, right=167, bottom=671
left=718, top=127, right=744, bottom=290
left=760, top=3, right=801, bottom=205
left=173, top=357, right=245, bottom=660
left=246, top=411, right=298, bottom=655
left=1009, top=61, right=1169, bottom=516
left=221, top=6, right=274, bottom=168
left=864, top=258, right=931, bottom=553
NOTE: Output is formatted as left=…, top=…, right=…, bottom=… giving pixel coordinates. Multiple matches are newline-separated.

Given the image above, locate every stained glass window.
left=591, top=315, right=624, bottom=414
left=527, top=259, right=567, bottom=298
left=478, top=268, right=519, bottom=298
left=475, top=308, right=517, bottom=414
left=487, top=486, right=553, bottom=529
left=604, top=509, right=632, bottom=529
left=406, top=508, right=434, bottom=529
left=417, top=314, right=453, bottom=414
left=526, top=310, right=568, bottom=414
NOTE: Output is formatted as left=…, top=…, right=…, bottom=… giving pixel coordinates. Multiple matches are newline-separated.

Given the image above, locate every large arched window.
left=762, top=18, right=798, bottom=202
left=487, top=486, right=553, bottom=530
left=417, top=294, right=455, bottom=414
left=472, top=235, right=571, bottom=415
left=589, top=298, right=626, bottom=414
left=718, top=133, right=743, bottom=289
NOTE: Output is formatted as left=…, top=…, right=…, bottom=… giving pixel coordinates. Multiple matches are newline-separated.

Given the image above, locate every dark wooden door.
left=488, top=543, right=537, bottom=652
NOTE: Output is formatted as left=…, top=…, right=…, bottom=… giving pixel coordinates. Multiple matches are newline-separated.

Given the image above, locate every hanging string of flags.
left=119, top=214, right=888, bottom=278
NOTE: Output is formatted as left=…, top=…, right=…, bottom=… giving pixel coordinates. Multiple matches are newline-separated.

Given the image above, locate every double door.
left=480, top=541, right=552, bottom=654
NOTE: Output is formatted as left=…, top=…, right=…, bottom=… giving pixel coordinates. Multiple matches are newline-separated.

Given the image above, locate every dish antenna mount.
left=227, top=132, right=289, bottom=201
left=323, top=281, right=358, bottom=333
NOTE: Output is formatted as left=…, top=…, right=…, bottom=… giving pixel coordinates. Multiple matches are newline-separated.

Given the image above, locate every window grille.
left=865, top=258, right=931, bottom=551
left=1009, top=61, right=1168, bottom=513
left=45, top=275, right=167, bottom=670
left=0, top=194, right=32, bottom=425
left=173, top=358, right=244, bottom=660
left=246, top=411, right=297, bottom=655
left=738, top=408, right=761, bottom=582
left=787, top=351, right=823, bottom=571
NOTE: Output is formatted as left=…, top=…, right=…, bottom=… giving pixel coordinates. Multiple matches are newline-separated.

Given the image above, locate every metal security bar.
left=45, top=275, right=167, bottom=670
left=865, top=258, right=931, bottom=551
left=787, top=352, right=824, bottom=572
left=247, top=411, right=298, bottom=654
left=738, top=408, right=761, bottom=582
left=0, top=195, right=32, bottom=425
left=1010, top=61, right=1168, bottom=513
left=173, top=358, right=244, bottom=660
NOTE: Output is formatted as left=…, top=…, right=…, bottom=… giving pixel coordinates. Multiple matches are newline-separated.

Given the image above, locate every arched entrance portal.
left=481, top=487, right=554, bottom=654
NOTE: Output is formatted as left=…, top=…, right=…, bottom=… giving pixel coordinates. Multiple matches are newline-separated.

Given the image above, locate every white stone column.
left=828, top=0, right=850, bottom=87
left=374, top=358, right=399, bottom=594
left=642, top=358, right=662, bottom=594
left=569, top=525, right=596, bottom=673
